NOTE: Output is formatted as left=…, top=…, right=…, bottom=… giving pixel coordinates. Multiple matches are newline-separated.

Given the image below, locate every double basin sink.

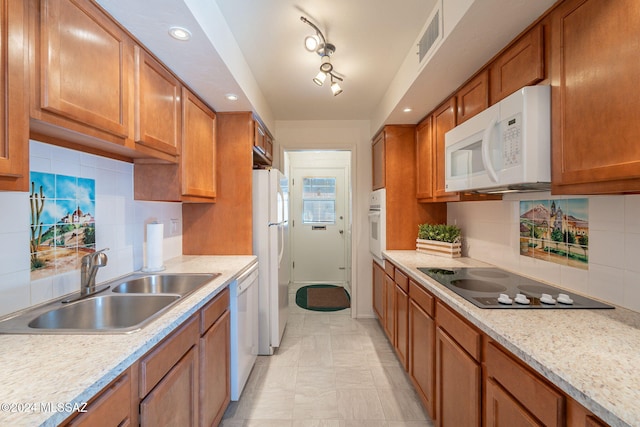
left=0, top=273, right=219, bottom=334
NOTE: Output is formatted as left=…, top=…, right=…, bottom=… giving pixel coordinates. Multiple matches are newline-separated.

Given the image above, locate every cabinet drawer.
left=201, top=288, right=229, bottom=334
left=486, top=342, right=563, bottom=427
left=66, top=369, right=132, bottom=426
left=394, top=268, right=409, bottom=293
left=409, top=280, right=434, bottom=317
left=139, top=314, right=199, bottom=397
left=435, top=301, right=481, bottom=361
left=384, top=261, right=395, bottom=278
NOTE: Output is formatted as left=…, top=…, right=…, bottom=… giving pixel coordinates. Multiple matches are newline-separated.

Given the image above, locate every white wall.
left=448, top=193, right=640, bottom=312
left=0, top=141, right=182, bottom=317
left=275, top=120, right=374, bottom=318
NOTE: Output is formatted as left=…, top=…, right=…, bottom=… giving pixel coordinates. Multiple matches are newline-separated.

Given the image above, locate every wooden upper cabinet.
left=181, top=87, right=216, bottom=201
left=551, top=0, right=640, bottom=194
left=372, top=131, right=385, bottom=190
left=134, top=88, right=216, bottom=202
left=0, top=0, right=29, bottom=191
left=490, top=24, right=545, bottom=104
left=134, top=46, right=181, bottom=158
left=416, top=116, right=433, bottom=200
left=252, top=120, right=273, bottom=166
left=182, top=112, right=254, bottom=255
left=456, top=70, right=488, bottom=124
left=432, top=98, right=458, bottom=200
left=30, top=0, right=132, bottom=141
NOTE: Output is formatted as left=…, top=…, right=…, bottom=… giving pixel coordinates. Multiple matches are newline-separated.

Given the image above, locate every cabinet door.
left=35, top=0, right=130, bottom=138
left=409, top=299, right=435, bottom=419
left=485, top=378, right=544, bottom=427
left=182, top=88, right=216, bottom=201
left=490, top=24, right=544, bottom=104
left=0, top=0, right=28, bottom=191
left=140, top=346, right=198, bottom=427
left=135, top=46, right=181, bottom=157
left=200, top=310, right=230, bottom=427
left=372, top=261, right=385, bottom=320
left=395, top=283, right=409, bottom=369
left=485, top=342, right=563, bottom=427
left=416, top=117, right=433, bottom=200
left=432, top=98, right=458, bottom=200
left=457, top=70, right=488, bottom=124
left=372, top=132, right=385, bottom=190
left=551, top=0, right=640, bottom=193
left=435, top=327, right=481, bottom=427
left=383, top=273, right=395, bottom=343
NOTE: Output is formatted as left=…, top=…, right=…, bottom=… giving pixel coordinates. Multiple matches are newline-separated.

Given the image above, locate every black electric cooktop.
left=418, top=267, right=613, bottom=309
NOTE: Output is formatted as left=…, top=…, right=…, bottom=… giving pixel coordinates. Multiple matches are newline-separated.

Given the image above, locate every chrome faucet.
left=80, top=248, right=109, bottom=296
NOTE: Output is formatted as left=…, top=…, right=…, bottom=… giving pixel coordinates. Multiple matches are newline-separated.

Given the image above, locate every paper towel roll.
left=144, top=223, right=165, bottom=272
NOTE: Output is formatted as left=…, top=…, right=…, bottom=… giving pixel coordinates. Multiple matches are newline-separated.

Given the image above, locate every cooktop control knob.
left=540, top=293, right=557, bottom=305
left=557, top=293, right=574, bottom=305
left=498, top=294, right=513, bottom=305
left=514, top=293, right=530, bottom=305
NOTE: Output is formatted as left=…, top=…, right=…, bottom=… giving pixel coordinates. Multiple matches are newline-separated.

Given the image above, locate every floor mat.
left=295, top=284, right=350, bottom=312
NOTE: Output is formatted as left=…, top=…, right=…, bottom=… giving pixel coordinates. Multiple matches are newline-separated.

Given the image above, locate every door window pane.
left=302, top=177, right=336, bottom=224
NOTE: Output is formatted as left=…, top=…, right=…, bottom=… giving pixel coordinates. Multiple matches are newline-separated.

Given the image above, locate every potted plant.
left=416, top=223, right=462, bottom=258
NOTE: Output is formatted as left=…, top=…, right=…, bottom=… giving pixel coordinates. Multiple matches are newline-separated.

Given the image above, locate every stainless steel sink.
left=111, top=273, right=217, bottom=296
left=0, top=272, right=220, bottom=334
left=28, top=295, right=180, bottom=332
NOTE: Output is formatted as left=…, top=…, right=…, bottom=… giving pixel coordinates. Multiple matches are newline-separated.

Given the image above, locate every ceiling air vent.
left=418, top=0, right=443, bottom=65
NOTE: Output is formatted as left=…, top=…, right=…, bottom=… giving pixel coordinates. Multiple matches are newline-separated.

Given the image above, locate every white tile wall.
left=0, top=141, right=183, bottom=317
left=448, top=192, right=640, bottom=312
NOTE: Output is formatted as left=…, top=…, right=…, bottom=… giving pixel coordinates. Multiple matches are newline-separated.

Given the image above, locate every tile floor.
left=221, top=284, right=435, bottom=427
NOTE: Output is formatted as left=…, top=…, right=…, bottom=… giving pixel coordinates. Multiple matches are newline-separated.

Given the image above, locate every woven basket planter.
left=416, top=238, right=462, bottom=258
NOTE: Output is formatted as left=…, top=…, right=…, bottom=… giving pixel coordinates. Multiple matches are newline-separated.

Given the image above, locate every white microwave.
left=445, top=85, right=551, bottom=193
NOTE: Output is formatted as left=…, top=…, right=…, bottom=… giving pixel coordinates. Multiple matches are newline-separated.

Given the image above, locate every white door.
left=290, top=165, right=348, bottom=284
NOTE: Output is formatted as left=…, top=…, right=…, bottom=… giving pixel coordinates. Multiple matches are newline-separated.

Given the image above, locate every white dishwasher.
left=230, top=263, right=259, bottom=401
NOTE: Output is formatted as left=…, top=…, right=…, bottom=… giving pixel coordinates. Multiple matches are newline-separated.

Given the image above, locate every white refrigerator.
left=253, top=169, right=290, bottom=355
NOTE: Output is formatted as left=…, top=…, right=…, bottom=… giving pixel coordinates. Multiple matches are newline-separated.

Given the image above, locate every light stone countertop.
left=0, top=255, right=256, bottom=427
left=383, top=250, right=640, bottom=427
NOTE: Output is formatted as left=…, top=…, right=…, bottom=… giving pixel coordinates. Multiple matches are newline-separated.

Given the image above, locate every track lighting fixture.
left=300, top=16, right=344, bottom=96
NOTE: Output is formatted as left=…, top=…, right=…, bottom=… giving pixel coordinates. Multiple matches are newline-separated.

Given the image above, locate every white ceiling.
left=95, top=0, right=556, bottom=134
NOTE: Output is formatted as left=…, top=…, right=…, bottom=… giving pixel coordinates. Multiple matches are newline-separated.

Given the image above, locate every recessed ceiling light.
left=403, top=107, right=413, bottom=113
left=225, top=94, right=239, bottom=101
left=168, top=26, right=191, bottom=41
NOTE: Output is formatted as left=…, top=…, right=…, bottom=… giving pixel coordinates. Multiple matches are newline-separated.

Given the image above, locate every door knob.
left=339, top=230, right=344, bottom=234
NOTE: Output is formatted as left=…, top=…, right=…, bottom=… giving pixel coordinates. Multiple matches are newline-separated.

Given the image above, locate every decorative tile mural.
left=519, top=198, right=589, bottom=269
left=30, top=172, right=96, bottom=280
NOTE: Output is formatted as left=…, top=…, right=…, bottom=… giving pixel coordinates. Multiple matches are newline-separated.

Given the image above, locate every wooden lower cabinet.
left=62, top=289, right=231, bottom=427
left=435, top=327, right=481, bottom=427
left=140, top=346, right=198, bottom=427
left=200, top=302, right=231, bottom=426
left=372, top=261, right=384, bottom=320
left=485, top=377, right=543, bottom=427
left=383, top=273, right=395, bottom=343
left=408, top=296, right=435, bottom=418
left=374, top=264, right=612, bottom=427
left=394, top=268, right=409, bottom=369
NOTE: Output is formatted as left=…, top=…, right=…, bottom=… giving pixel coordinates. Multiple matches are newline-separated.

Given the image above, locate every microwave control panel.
left=501, top=113, right=522, bottom=167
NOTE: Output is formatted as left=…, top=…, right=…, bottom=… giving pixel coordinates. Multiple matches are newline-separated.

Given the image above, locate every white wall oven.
left=368, top=189, right=386, bottom=263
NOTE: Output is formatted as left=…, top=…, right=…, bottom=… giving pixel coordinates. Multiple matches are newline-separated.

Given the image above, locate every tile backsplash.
left=0, top=141, right=182, bottom=317
left=448, top=194, right=640, bottom=312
